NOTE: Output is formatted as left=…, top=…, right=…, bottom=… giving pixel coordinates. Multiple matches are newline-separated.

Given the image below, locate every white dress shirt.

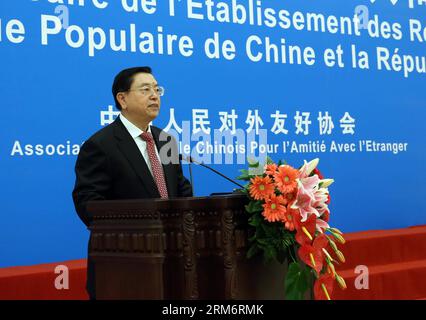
left=119, top=114, right=162, bottom=177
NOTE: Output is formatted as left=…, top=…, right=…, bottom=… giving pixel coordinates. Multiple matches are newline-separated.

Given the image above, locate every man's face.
left=121, top=72, right=161, bottom=123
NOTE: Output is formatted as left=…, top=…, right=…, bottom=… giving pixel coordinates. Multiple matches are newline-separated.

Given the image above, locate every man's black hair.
left=112, top=66, right=152, bottom=110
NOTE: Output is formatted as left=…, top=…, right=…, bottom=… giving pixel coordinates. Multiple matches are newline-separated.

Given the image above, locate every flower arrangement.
left=237, top=158, right=347, bottom=300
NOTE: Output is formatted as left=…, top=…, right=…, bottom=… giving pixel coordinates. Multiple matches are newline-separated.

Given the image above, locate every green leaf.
left=276, top=248, right=288, bottom=264
left=260, top=222, right=276, bottom=236
left=248, top=214, right=261, bottom=227
left=266, top=156, right=275, bottom=165
left=248, top=161, right=260, bottom=168
left=245, top=201, right=263, bottom=214
left=247, top=157, right=260, bottom=168
left=285, top=262, right=310, bottom=300
left=256, top=238, right=268, bottom=245
left=247, top=244, right=260, bottom=259
left=265, top=245, right=277, bottom=262
left=236, top=169, right=251, bottom=181
left=253, top=202, right=263, bottom=212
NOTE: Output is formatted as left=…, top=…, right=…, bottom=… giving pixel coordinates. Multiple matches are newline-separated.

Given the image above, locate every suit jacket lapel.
left=113, top=118, right=160, bottom=198
left=151, top=126, right=175, bottom=197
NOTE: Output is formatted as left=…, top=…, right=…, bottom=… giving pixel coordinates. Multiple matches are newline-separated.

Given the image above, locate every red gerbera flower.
left=262, top=195, right=286, bottom=223
left=264, top=163, right=278, bottom=176
left=282, top=190, right=297, bottom=205
left=283, top=207, right=298, bottom=231
left=249, top=176, right=275, bottom=201
left=273, top=165, right=299, bottom=194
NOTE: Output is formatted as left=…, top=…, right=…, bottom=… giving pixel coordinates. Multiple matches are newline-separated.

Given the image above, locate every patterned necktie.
left=140, top=132, right=169, bottom=199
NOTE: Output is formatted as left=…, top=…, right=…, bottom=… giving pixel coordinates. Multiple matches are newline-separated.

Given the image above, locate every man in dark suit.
left=72, top=66, right=192, bottom=299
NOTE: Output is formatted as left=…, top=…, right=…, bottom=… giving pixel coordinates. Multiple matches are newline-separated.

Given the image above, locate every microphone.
left=179, top=154, right=245, bottom=191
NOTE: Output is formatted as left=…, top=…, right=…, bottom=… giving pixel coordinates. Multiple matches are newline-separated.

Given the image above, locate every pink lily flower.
left=292, top=175, right=320, bottom=222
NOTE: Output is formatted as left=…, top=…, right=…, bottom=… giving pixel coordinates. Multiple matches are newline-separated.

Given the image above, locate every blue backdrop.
left=1, top=0, right=425, bottom=267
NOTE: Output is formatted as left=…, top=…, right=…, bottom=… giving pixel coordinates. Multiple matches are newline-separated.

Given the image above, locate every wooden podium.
left=87, top=194, right=287, bottom=300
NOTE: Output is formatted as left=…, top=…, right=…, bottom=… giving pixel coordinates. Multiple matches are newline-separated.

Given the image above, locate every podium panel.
left=88, top=194, right=287, bottom=299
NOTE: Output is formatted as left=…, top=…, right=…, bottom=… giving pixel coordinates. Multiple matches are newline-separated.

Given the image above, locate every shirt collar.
left=119, top=113, right=151, bottom=139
